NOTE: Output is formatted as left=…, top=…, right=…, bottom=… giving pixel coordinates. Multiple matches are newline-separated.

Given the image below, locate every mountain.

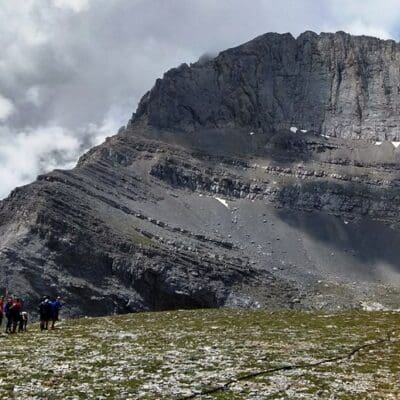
left=1, top=31, right=400, bottom=317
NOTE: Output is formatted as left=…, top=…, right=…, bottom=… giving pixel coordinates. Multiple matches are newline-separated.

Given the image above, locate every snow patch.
left=300, top=129, right=307, bottom=133
left=252, top=163, right=268, bottom=170
left=249, top=131, right=255, bottom=136
left=344, top=220, right=349, bottom=225
left=373, top=141, right=400, bottom=147
left=215, top=197, right=229, bottom=208
left=290, top=126, right=298, bottom=133
left=321, top=134, right=330, bottom=139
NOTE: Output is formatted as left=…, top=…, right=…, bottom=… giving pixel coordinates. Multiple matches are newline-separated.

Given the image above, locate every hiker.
left=50, top=296, right=62, bottom=330
left=11, top=298, right=22, bottom=333
left=16, top=299, right=27, bottom=332
left=19, top=311, right=28, bottom=332
left=38, top=297, right=51, bottom=331
left=4, top=298, right=13, bottom=333
left=0, top=296, right=4, bottom=327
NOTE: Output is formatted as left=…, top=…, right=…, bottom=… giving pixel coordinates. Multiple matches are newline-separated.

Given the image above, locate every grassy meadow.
left=0, top=309, right=399, bottom=399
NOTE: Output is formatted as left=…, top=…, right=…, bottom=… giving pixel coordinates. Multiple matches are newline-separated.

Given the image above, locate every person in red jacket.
left=0, top=296, right=4, bottom=327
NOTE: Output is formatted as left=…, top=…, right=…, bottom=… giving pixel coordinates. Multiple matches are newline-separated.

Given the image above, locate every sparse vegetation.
left=0, top=309, right=399, bottom=399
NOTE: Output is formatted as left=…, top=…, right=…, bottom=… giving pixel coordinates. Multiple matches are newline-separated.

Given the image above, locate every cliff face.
left=134, top=31, right=400, bottom=140
left=2, top=31, right=400, bottom=317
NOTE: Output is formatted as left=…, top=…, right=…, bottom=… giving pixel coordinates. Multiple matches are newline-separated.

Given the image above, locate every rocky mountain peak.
left=132, top=31, right=400, bottom=141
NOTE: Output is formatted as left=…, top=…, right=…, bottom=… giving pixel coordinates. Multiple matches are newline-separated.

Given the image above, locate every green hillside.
left=0, top=309, right=399, bottom=399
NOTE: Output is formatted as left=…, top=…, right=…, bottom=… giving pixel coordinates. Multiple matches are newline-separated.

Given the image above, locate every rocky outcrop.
left=0, top=133, right=300, bottom=317
left=2, top=31, right=400, bottom=317
left=133, top=31, right=400, bottom=140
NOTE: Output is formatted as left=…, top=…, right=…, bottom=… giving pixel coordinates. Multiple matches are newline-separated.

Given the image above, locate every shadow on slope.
left=276, top=204, right=400, bottom=282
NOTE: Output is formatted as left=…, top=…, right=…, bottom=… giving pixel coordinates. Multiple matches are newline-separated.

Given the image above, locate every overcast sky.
left=0, top=0, right=399, bottom=198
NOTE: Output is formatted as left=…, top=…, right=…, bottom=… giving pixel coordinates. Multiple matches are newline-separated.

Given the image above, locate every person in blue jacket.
left=50, top=296, right=63, bottom=329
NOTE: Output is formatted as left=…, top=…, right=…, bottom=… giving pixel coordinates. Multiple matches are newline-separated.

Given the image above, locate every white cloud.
left=0, top=95, right=15, bottom=121
left=0, top=125, right=80, bottom=198
left=87, top=104, right=131, bottom=146
left=0, top=104, right=128, bottom=198
left=324, top=0, right=399, bottom=39
left=342, top=22, right=392, bottom=40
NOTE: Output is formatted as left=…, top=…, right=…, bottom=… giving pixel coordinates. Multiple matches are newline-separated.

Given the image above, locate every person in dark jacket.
left=11, top=298, right=22, bottom=333
left=0, top=296, right=4, bottom=327
left=38, top=297, right=51, bottom=331
left=4, top=298, right=13, bottom=333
